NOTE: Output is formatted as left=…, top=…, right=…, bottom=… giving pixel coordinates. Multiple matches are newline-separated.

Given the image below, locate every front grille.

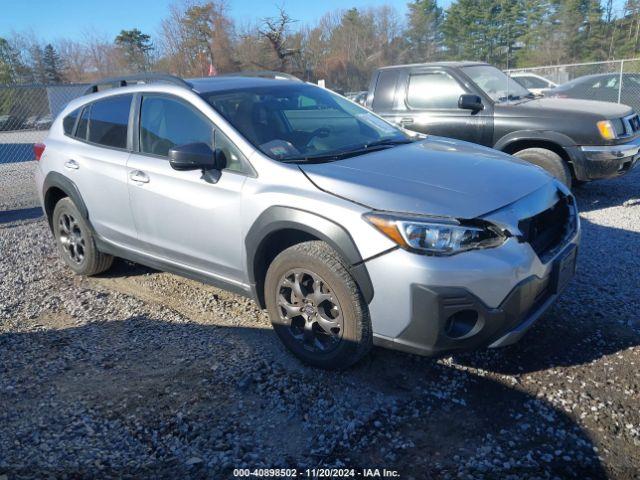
left=518, top=196, right=575, bottom=261
left=622, top=113, right=640, bottom=137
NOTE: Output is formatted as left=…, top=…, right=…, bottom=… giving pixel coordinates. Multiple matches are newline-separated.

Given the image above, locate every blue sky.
left=1, top=0, right=450, bottom=43
left=1, top=0, right=627, bottom=44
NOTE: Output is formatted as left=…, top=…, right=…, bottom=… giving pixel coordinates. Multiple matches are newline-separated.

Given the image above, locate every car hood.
left=495, top=97, right=633, bottom=119
left=300, top=137, right=554, bottom=219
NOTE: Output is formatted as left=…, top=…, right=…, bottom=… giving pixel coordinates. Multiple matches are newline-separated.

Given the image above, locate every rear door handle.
left=399, top=117, right=414, bottom=126
left=129, top=170, right=149, bottom=184
left=64, top=159, right=79, bottom=170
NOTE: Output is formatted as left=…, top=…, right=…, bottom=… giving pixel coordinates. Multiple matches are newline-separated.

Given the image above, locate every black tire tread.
left=53, top=197, right=114, bottom=276
left=265, top=240, right=372, bottom=369
left=513, top=147, right=572, bottom=188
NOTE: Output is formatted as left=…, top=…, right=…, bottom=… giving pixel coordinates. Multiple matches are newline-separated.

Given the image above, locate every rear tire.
left=52, top=197, right=113, bottom=276
left=264, top=241, right=372, bottom=369
left=513, top=147, right=572, bottom=188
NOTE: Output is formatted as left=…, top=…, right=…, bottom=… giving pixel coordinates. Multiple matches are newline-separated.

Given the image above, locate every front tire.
left=264, top=241, right=372, bottom=369
left=513, top=147, right=572, bottom=188
left=52, top=197, right=113, bottom=276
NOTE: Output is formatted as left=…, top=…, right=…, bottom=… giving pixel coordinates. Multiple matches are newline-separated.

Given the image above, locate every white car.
left=510, top=72, right=558, bottom=96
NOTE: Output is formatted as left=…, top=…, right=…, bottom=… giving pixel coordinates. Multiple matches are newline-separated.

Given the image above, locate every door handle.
left=399, top=117, right=414, bottom=126
left=64, top=159, right=79, bottom=170
left=129, top=170, right=149, bottom=184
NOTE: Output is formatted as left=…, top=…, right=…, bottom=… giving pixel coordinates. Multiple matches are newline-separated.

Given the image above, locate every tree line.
left=1, top=0, right=639, bottom=91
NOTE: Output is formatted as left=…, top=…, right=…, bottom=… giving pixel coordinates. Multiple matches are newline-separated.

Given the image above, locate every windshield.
left=203, top=83, right=409, bottom=162
left=463, top=65, right=532, bottom=103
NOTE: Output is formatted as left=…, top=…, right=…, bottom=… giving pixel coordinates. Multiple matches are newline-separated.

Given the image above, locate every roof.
left=377, top=61, right=488, bottom=71
left=188, top=76, right=304, bottom=94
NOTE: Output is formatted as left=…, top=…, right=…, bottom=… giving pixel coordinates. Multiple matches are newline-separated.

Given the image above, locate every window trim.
left=404, top=70, right=468, bottom=111
left=64, top=93, right=135, bottom=153
left=134, top=92, right=256, bottom=177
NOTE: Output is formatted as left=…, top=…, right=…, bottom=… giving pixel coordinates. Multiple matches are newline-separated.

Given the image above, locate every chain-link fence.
left=0, top=84, right=87, bottom=164
left=507, top=58, right=640, bottom=112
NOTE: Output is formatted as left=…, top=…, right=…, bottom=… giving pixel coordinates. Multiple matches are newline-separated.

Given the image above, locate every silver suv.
left=34, top=74, right=580, bottom=369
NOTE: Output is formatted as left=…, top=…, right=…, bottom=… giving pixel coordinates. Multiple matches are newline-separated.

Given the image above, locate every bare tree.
left=83, top=31, right=123, bottom=79
left=259, top=6, right=299, bottom=71
left=160, top=1, right=236, bottom=77
left=56, top=39, right=89, bottom=82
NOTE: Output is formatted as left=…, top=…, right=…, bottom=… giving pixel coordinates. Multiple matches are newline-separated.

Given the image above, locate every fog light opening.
left=445, top=310, right=479, bottom=339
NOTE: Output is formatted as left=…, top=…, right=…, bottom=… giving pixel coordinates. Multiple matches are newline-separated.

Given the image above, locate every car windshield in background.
left=463, top=65, right=533, bottom=103
left=203, top=84, right=409, bottom=162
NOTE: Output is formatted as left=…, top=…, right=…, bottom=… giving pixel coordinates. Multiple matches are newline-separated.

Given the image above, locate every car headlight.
left=364, top=212, right=506, bottom=255
left=596, top=120, right=617, bottom=140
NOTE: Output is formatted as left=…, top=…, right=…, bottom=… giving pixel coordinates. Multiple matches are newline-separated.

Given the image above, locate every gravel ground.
left=0, top=163, right=639, bottom=479
left=0, top=162, right=38, bottom=211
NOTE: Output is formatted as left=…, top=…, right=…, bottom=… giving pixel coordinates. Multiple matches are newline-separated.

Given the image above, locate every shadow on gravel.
left=0, top=207, right=43, bottom=224
left=96, top=258, right=158, bottom=278
left=0, top=317, right=607, bottom=478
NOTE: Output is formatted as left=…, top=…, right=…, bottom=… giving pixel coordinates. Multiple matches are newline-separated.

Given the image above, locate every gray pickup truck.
left=366, top=62, right=640, bottom=187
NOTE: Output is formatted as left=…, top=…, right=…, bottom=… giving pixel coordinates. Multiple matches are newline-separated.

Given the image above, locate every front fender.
left=245, top=206, right=374, bottom=306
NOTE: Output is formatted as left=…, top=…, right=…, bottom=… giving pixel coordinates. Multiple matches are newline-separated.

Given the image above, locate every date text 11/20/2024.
left=232, top=468, right=401, bottom=477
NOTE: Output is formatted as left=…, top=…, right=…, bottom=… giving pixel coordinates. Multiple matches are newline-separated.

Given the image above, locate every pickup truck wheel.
left=52, top=197, right=113, bottom=276
left=513, top=148, right=572, bottom=188
left=264, top=241, right=372, bottom=369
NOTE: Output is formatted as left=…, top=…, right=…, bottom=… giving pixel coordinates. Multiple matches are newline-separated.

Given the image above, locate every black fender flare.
left=245, top=206, right=374, bottom=305
left=494, top=130, right=576, bottom=152
left=42, top=172, right=91, bottom=230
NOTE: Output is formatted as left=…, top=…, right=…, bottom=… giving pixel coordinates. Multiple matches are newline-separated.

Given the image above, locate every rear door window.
left=406, top=72, right=465, bottom=109
left=87, top=95, right=132, bottom=149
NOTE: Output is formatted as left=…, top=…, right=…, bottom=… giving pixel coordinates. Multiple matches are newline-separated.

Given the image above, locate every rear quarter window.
left=63, top=108, right=80, bottom=135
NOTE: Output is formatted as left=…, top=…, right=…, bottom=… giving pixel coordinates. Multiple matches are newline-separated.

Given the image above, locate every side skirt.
left=94, top=237, right=256, bottom=301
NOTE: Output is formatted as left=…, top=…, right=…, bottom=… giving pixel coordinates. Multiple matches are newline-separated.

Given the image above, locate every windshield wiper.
left=280, top=138, right=414, bottom=164
left=362, top=138, right=414, bottom=148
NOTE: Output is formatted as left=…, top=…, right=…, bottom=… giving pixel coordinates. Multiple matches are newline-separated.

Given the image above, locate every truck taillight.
left=34, top=143, right=46, bottom=161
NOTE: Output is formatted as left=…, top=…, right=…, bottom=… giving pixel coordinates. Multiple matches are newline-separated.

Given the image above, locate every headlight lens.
left=596, top=120, right=617, bottom=140
left=364, top=212, right=506, bottom=255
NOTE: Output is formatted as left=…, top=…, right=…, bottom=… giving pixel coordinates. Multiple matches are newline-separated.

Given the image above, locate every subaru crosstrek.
left=34, top=74, right=580, bottom=369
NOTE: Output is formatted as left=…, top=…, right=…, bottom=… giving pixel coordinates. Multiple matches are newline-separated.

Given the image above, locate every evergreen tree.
left=0, top=37, right=31, bottom=84
left=615, top=0, right=640, bottom=57
left=115, top=28, right=153, bottom=72
left=443, top=0, right=527, bottom=68
left=405, top=0, right=443, bottom=62
left=42, top=44, right=64, bottom=83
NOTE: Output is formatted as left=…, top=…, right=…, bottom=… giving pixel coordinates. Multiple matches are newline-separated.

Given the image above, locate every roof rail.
left=220, top=70, right=302, bottom=82
left=83, top=73, right=192, bottom=95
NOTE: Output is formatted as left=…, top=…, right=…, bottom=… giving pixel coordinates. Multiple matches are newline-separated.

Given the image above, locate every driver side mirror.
left=458, top=94, right=484, bottom=112
left=169, top=142, right=221, bottom=171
